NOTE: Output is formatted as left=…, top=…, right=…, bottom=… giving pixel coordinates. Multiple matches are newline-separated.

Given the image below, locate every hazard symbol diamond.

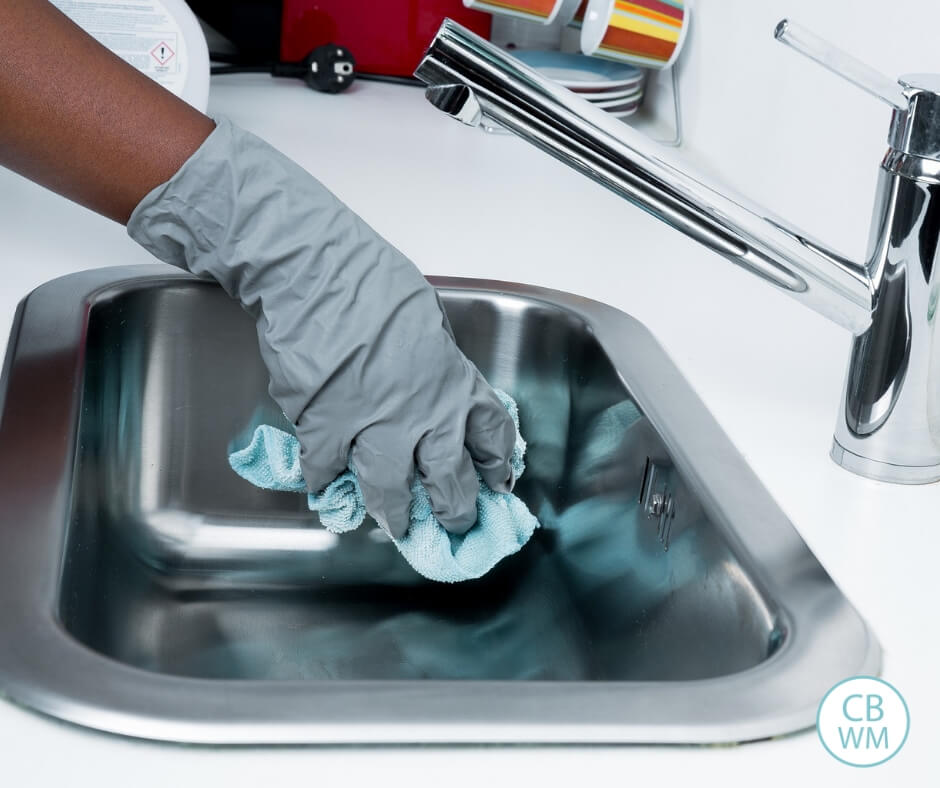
left=151, top=41, right=175, bottom=66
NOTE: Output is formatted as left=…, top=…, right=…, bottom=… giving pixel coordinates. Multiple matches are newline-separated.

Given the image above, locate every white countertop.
left=2, top=58, right=939, bottom=788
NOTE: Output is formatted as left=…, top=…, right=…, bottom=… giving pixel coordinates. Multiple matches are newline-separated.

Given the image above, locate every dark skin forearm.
left=0, top=0, right=215, bottom=224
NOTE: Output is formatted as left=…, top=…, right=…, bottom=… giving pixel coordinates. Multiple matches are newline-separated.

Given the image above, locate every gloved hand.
left=127, top=117, right=517, bottom=537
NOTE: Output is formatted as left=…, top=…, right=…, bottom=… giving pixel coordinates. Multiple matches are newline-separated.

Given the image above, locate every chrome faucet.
left=416, top=18, right=940, bottom=484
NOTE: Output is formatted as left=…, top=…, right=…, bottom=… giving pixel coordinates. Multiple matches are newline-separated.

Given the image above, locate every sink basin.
left=0, top=266, right=878, bottom=743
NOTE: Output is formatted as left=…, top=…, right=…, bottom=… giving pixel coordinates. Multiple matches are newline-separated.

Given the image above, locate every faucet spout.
left=417, top=19, right=940, bottom=484
left=415, top=20, right=873, bottom=334
left=425, top=83, right=483, bottom=127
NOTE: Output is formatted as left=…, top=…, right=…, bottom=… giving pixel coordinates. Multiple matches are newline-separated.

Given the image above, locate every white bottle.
left=50, top=0, right=210, bottom=111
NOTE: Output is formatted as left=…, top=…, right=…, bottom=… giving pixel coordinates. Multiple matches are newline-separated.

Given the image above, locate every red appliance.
left=281, top=1, right=492, bottom=77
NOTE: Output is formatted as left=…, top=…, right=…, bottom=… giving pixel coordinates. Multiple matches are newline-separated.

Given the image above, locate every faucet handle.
left=775, top=19, right=940, bottom=159
left=774, top=19, right=906, bottom=108
left=891, top=73, right=940, bottom=159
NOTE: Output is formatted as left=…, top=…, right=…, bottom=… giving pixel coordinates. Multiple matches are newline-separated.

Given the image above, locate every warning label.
left=51, top=0, right=188, bottom=97
left=151, top=40, right=175, bottom=65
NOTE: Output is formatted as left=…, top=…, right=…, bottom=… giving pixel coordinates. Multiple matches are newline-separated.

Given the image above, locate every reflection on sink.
left=0, top=267, right=878, bottom=743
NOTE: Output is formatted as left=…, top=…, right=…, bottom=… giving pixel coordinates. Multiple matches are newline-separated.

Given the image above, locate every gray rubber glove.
left=127, top=117, right=516, bottom=537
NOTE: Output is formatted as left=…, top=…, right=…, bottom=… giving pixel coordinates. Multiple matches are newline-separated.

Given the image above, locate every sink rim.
left=0, top=265, right=880, bottom=744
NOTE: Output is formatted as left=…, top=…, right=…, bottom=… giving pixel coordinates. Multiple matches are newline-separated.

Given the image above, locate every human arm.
left=0, top=1, right=517, bottom=536
left=0, top=0, right=215, bottom=223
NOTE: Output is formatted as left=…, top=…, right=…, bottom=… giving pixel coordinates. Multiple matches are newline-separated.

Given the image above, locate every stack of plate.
left=510, top=50, right=644, bottom=118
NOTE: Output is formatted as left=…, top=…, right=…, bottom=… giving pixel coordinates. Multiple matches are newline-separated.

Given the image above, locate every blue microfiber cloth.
left=228, top=390, right=539, bottom=583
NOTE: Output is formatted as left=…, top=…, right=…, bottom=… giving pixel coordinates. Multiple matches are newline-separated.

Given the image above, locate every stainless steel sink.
left=0, top=266, right=878, bottom=743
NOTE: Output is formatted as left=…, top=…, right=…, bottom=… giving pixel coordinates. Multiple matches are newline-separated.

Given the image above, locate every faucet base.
left=831, top=440, right=940, bottom=484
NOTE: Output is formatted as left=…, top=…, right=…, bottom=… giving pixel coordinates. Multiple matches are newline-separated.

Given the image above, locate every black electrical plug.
left=270, top=44, right=355, bottom=93
left=304, top=44, right=355, bottom=93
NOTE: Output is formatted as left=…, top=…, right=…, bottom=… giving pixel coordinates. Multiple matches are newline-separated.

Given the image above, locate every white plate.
left=509, top=49, right=644, bottom=91
left=567, top=77, right=644, bottom=95
left=598, top=95, right=642, bottom=113
left=584, top=83, right=643, bottom=103
left=608, top=102, right=641, bottom=117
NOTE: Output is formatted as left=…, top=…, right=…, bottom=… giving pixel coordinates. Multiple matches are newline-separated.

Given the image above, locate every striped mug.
left=463, top=0, right=572, bottom=26
left=580, top=0, right=690, bottom=69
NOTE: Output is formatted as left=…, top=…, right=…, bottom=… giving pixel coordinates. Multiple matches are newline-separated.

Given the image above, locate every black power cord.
left=353, top=73, right=423, bottom=87
left=210, top=44, right=356, bottom=94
